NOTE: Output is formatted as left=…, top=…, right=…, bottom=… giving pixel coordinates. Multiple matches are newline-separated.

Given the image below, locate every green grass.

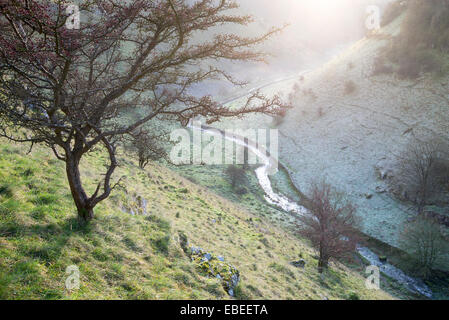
left=0, top=141, right=394, bottom=300
left=166, top=162, right=298, bottom=229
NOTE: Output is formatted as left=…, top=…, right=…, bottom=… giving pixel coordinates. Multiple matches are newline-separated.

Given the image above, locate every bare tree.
left=128, top=128, right=168, bottom=169
left=400, top=215, right=448, bottom=279
left=0, top=0, right=287, bottom=222
left=395, top=138, right=449, bottom=213
left=298, top=181, right=360, bottom=273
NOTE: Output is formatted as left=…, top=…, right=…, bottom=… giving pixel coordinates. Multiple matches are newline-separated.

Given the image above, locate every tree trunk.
left=318, top=245, right=329, bottom=273
left=318, top=257, right=329, bottom=273
left=65, top=154, right=94, bottom=222
left=417, top=187, right=427, bottom=214
left=418, top=174, right=429, bottom=214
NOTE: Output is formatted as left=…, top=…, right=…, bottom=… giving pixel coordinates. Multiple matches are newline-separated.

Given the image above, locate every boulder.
left=203, top=253, right=212, bottom=262
left=375, top=186, right=387, bottom=194
left=290, top=259, right=306, bottom=268
left=189, top=246, right=240, bottom=297
left=121, top=194, right=149, bottom=216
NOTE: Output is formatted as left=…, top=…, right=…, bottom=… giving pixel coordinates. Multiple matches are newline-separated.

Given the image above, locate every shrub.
left=386, top=47, right=439, bottom=79
left=377, top=0, right=449, bottom=79
left=347, top=291, right=360, bottom=300
left=391, top=138, right=449, bottom=211
left=400, top=215, right=448, bottom=278
left=344, top=80, right=357, bottom=95
left=235, top=187, right=248, bottom=195
left=225, top=165, right=248, bottom=190
left=128, top=129, right=168, bottom=169
left=153, top=235, right=171, bottom=254
left=402, top=0, right=449, bottom=52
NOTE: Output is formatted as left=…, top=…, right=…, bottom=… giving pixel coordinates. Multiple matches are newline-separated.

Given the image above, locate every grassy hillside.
left=0, top=139, right=394, bottom=300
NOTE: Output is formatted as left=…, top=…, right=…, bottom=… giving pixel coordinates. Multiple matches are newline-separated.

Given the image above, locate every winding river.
left=189, top=76, right=433, bottom=298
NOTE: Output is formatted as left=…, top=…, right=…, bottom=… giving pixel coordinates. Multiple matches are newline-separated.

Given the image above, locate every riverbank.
left=191, top=123, right=434, bottom=299
left=272, top=147, right=449, bottom=299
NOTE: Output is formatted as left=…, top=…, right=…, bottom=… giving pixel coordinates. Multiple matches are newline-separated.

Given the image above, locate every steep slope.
left=0, top=140, right=393, bottom=300
left=277, top=15, right=449, bottom=249
left=216, top=14, right=449, bottom=252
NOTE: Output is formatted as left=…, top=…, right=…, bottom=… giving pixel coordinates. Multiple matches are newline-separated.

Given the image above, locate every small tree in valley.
left=225, top=165, right=247, bottom=190
left=128, top=129, right=168, bottom=169
left=298, top=181, right=360, bottom=273
left=395, top=138, right=449, bottom=213
left=400, top=215, right=448, bottom=279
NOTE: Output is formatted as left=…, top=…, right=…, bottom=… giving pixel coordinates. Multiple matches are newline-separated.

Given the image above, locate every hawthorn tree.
left=128, top=128, right=168, bottom=169
left=395, top=138, right=449, bottom=213
left=400, top=215, right=447, bottom=279
left=0, top=0, right=287, bottom=222
left=298, top=181, right=360, bottom=273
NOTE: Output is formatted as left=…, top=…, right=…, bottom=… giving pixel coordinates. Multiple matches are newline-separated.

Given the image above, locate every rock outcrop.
left=189, top=246, right=240, bottom=297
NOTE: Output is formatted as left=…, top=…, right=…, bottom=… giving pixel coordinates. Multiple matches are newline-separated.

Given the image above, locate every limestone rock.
left=189, top=246, right=240, bottom=297
left=290, top=259, right=306, bottom=268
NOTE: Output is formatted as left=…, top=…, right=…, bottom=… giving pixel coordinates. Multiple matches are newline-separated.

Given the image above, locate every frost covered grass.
left=213, top=16, right=449, bottom=251
left=202, top=14, right=449, bottom=299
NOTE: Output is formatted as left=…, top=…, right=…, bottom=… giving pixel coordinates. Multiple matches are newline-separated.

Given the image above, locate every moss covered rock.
left=189, top=246, right=240, bottom=296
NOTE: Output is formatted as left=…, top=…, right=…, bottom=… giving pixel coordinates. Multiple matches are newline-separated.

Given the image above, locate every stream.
left=189, top=84, right=433, bottom=298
